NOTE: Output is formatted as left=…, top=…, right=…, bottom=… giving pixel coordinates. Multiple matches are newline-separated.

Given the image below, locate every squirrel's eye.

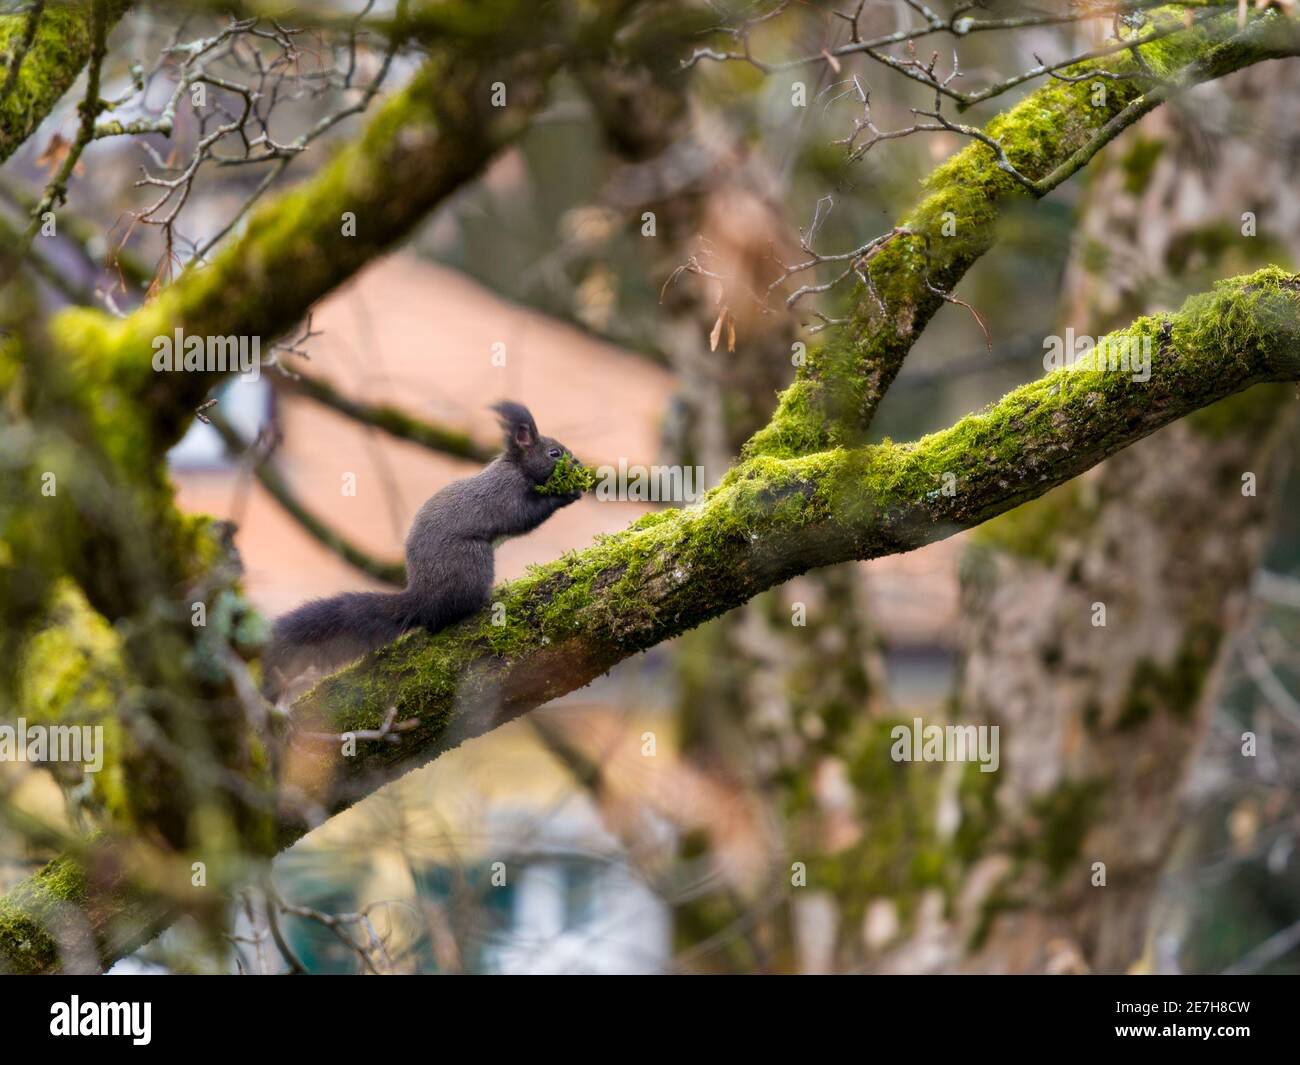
left=548, top=448, right=561, bottom=458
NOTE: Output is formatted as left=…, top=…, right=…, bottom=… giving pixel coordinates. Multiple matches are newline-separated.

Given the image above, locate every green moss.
left=16, top=581, right=130, bottom=820
left=953, top=758, right=1001, bottom=866
left=0, top=905, right=56, bottom=975
left=1080, top=237, right=1111, bottom=278
left=1166, top=221, right=1242, bottom=273
left=1117, top=667, right=1159, bottom=731
left=536, top=453, right=597, bottom=495
left=1019, top=779, right=1103, bottom=883
left=845, top=267, right=1298, bottom=515
left=1173, top=265, right=1300, bottom=364
left=1120, top=136, right=1166, bottom=195
left=810, top=718, right=949, bottom=916
left=1119, top=621, right=1222, bottom=729
left=0, top=855, right=87, bottom=975
left=0, top=1, right=131, bottom=163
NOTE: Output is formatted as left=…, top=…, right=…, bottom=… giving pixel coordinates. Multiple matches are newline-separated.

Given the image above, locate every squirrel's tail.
left=262, top=589, right=417, bottom=701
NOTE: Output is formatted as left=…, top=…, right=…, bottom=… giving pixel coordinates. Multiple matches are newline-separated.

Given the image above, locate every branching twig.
left=299, top=706, right=421, bottom=746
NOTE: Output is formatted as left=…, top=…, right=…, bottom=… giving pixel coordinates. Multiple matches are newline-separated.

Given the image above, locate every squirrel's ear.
left=492, top=401, right=538, bottom=451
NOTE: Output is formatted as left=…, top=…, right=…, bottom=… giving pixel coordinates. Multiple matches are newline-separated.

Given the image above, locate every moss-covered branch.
left=279, top=268, right=1300, bottom=828
left=0, top=849, right=173, bottom=976
left=743, top=9, right=1300, bottom=460
left=48, top=33, right=561, bottom=459
left=0, top=0, right=130, bottom=164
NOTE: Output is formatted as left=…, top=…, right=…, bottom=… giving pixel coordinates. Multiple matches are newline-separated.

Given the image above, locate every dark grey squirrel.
left=262, top=401, right=581, bottom=700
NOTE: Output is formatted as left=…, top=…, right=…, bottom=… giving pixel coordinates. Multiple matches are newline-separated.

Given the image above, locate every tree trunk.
left=923, top=65, right=1300, bottom=974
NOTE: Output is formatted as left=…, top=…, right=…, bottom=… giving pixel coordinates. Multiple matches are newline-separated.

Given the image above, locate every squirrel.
left=262, top=401, right=582, bottom=701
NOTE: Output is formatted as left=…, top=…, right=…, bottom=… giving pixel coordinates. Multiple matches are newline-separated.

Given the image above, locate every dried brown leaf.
left=709, top=307, right=726, bottom=352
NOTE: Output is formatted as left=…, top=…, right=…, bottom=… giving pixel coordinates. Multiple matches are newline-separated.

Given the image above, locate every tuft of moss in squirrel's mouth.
left=537, top=454, right=597, bottom=495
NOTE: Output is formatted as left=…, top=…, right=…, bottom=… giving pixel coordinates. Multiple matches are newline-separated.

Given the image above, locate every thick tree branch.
left=49, top=36, right=561, bottom=453
left=0, top=850, right=175, bottom=975
left=742, top=10, right=1300, bottom=459
left=0, top=0, right=130, bottom=164
left=0, top=0, right=112, bottom=289
left=282, top=269, right=1300, bottom=831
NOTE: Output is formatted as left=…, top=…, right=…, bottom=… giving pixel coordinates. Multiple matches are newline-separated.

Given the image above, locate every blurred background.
left=2, top=0, right=1299, bottom=974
